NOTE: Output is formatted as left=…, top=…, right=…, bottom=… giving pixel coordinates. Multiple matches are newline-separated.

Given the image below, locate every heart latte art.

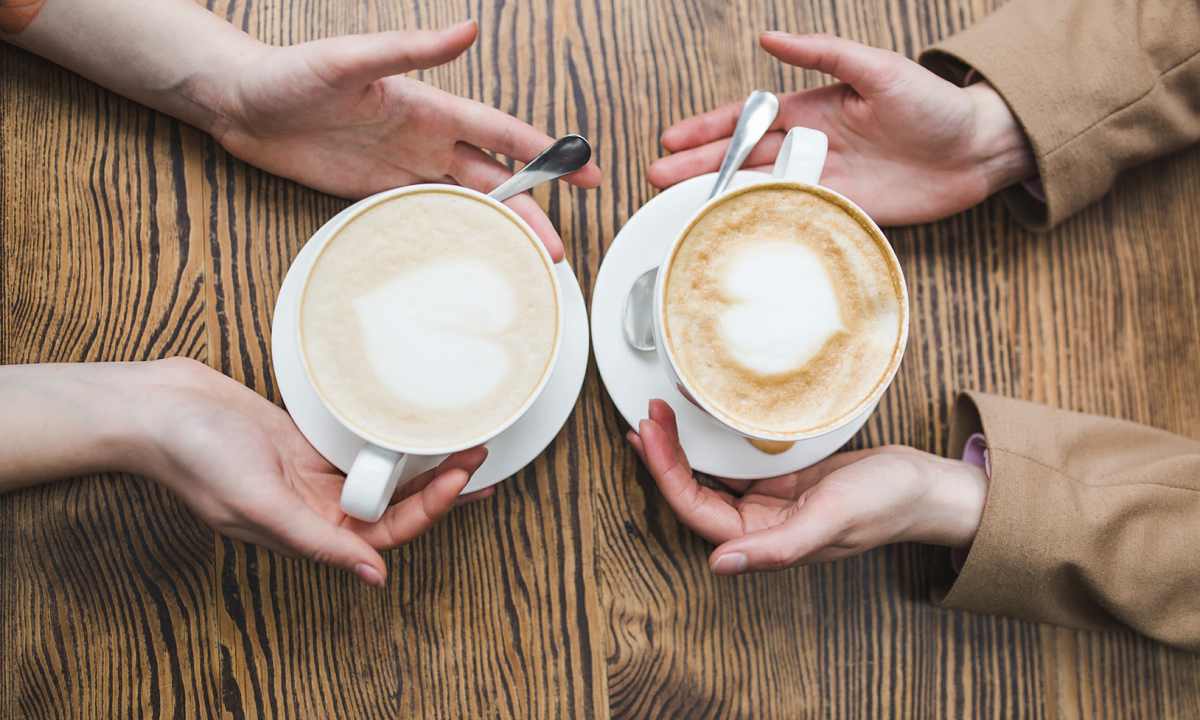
left=352, top=259, right=516, bottom=411
left=718, top=242, right=846, bottom=376
left=300, top=190, right=559, bottom=449
left=663, top=183, right=904, bottom=436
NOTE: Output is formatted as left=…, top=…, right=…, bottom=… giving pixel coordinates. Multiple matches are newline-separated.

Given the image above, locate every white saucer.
left=591, top=170, right=873, bottom=480
left=272, top=207, right=590, bottom=495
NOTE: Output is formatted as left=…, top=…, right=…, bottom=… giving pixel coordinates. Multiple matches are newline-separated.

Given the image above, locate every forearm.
left=0, top=362, right=160, bottom=492
left=1, top=0, right=264, bottom=135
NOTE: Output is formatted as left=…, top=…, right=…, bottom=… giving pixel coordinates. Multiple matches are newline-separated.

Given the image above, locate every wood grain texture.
left=2, top=0, right=1200, bottom=717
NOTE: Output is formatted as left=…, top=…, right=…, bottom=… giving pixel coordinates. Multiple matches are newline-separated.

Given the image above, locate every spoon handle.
left=708, top=90, right=780, bottom=201
left=488, top=134, right=593, bottom=202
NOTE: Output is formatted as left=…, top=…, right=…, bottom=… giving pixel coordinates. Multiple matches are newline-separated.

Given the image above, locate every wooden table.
left=4, top=0, right=1200, bottom=717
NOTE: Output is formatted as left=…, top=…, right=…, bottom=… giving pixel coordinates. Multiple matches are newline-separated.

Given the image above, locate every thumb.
left=708, top=511, right=831, bottom=575
left=759, top=31, right=902, bottom=97
left=307, top=19, right=479, bottom=90
left=275, top=498, right=389, bottom=586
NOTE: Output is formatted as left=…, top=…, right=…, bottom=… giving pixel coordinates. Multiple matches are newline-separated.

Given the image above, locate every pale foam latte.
left=299, top=189, right=559, bottom=449
left=663, top=182, right=904, bottom=436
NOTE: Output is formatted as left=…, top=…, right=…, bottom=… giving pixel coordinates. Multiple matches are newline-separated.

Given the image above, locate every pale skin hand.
left=4, top=0, right=601, bottom=261
left=0, top=359, right=494, bottom=587
left=208, top=20, right=601, bottom=261
left=647, top=32, right=1036, bottom=226
left=627, top=400, right=988, bottom=575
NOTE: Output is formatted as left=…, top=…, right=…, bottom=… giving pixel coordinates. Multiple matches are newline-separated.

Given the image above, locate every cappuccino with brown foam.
left=299, top=189, right=559, bottom=450
left=662, top=182, right=904, bottom=437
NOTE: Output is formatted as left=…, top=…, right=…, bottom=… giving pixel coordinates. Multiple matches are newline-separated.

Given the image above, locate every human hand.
left=208, top=20, right=601, bottom=262
left=627, top=400, right=987, bottom=575
left=646, top=32, right=1035, bottom=225
left=130, top=358, right=494, bottom=586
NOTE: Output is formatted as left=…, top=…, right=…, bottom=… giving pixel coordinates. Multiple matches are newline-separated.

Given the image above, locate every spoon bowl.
left=489, top=135, right=592, bottom=202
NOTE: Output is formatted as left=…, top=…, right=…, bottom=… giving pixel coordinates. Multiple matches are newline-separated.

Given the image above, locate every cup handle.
left=340, top=444, right=409, bottom=522
left=772, top=127, right=829, bottom=185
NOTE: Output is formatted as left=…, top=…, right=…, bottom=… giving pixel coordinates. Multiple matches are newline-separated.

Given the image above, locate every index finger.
left=639, top=417, right=745, bottom=544
left=456, top=100, right=603, bottom=188
left=660, top=100, right=789, bottom=154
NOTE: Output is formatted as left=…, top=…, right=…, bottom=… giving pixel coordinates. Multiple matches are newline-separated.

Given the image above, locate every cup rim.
left=294, top=183, right=566, bottom=455
left=653, top=179, right=910, bottom=442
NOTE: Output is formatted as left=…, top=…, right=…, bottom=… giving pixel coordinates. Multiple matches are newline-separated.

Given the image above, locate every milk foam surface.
left=352, top=259, right=514, bottom=410
left=300, top=190, right=558, bottom=449
left=719, top=242, right=845, bottom=375
left=663, top=184, right=903, bottom=436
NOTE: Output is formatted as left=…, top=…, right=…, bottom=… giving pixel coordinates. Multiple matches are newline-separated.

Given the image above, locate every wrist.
left=172, top=35, right=272, bottom=139
left=965, top=82, right=1036, bottom=195
left=918, top=456, right=988, bottom=549
left=115, top=358, right=224, bottom=485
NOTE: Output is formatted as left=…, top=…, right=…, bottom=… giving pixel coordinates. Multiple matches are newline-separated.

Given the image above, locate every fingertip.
left=660, top=128, right=684, bottom=153
left=440, top=467, right=472, bottom=491
left=646, top=160, right=671, bottom=189
left=709, top=551, right=749, bottom=576
left=564, top=163, right=603, bottom=188
left=648, top=398, right=673, bottom=424
left=637, top=417, right=653, bottom=439
left=458, top=444, right=489, bottom=472
left=354, top=561, right=387, bottom=587
left=626, top=430, right=646, bottom=460
left=636, top=417, right=660, bottom=450
left=442, top=18, right=479, bottom=41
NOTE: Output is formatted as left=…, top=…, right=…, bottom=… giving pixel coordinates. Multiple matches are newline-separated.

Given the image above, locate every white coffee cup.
left=293, top=185, right=565, bottom=522
left=651, top=127, right=909, bottom=451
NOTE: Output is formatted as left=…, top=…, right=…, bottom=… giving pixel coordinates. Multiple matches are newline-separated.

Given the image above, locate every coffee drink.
left=299, top=189, right=559, bottom=449
left=662, top=182, right=904, bottom=437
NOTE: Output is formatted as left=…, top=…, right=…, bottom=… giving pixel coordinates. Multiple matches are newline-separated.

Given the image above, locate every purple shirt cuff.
left=961, top=433, right=990, bottom=475
left=951, top=433, right=990, bottom=573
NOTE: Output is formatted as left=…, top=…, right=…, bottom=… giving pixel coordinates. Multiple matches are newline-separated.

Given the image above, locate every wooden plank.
left=0, top=41, right=220, bottom=718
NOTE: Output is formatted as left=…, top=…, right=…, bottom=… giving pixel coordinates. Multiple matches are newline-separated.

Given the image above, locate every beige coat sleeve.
left=931, top=392, right=1200, bottom=652
left=919, top=0, right=1200, bottom=229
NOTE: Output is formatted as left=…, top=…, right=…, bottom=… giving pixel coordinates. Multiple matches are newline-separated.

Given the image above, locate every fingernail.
left=764, top=30, right=794, bottom=38
left=444, top=18, right=477, bottom=33
left=711, top=553, right=748, bottom=575
left=355, top=563, right=385, bottom=587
